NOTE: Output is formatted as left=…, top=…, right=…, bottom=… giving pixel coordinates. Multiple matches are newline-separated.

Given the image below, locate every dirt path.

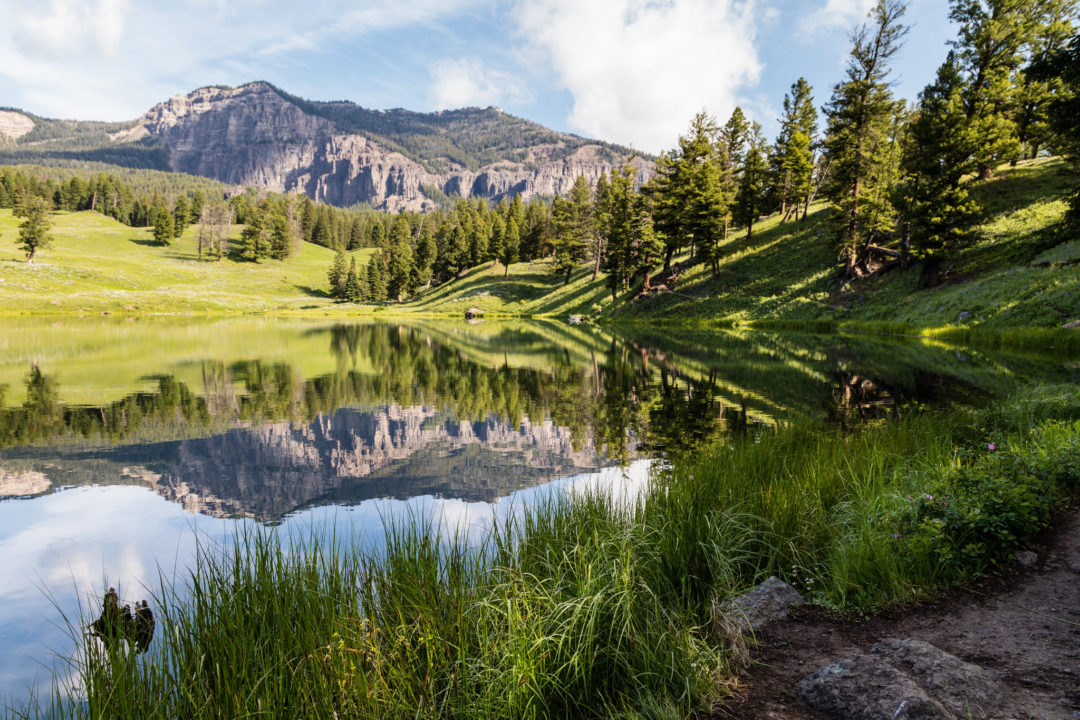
left=716, top=503, right=1080, bottom=719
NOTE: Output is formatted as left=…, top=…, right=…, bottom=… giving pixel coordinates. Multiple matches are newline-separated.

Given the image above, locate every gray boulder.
left=797, top=637, right=1002, bottom=719
left=727, top=576, right=804, bottom=633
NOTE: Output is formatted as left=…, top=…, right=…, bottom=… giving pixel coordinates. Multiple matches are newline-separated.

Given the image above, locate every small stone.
left=726, top=576, right=805, bottom=633
left=1014, top=550, right=1038, bottom=567
left=956, top=310, right=972, bottom=323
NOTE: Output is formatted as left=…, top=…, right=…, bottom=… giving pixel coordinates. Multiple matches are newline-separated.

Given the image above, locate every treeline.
left=325, top=0, right=1080, bottom=304
left=327, top=194, right=556, bottom=301
left=0, top=165, right=408, bottom=262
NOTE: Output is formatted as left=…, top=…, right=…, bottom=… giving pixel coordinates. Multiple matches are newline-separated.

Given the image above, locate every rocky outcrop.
left=111, top=82, right=651, bottom=211
left=0, top=110, right=34, bottom=141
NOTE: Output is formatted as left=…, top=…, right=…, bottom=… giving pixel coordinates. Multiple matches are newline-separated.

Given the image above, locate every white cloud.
left=802, top=0, right=875, bottom=33
left=10, top=0, right=130, bottom=59
left=0, top=0, right=482, bottom=120
left=514, top=0, right=763, bottom=153
left=429, top=57, right=533, bottom=110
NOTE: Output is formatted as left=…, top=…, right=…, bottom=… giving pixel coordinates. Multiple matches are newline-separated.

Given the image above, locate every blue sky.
left=0, top=0, right=956, bottom=154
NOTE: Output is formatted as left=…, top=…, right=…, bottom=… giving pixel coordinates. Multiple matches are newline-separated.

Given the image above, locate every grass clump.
left=16, top=385, right=1080, bottom=719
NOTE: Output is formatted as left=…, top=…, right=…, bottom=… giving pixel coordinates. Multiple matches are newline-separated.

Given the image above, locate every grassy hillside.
left=0, top=209, right=371, bottom=314
left=0, top=158, right=1076, bottom=335
left=403, top=158, right=1080, bottom=333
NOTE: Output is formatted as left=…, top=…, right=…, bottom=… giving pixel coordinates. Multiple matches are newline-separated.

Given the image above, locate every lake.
left=0, top=317, right=1075, bottom=704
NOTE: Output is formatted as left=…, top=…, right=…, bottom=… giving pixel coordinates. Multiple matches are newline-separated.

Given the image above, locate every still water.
left=0, top=318, right=1075, bottom=703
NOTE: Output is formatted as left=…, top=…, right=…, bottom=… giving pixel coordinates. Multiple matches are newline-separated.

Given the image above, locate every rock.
left=1063, top=319, right=1080, bottom=329
left=798, top=638, right=1002, bottom=720
left=464, top=307, right=485, bottom=319
left=115, top=82, right=652, bottom=212
left=0, top=110, right=34, bottom=141
left=797, top=654, right=954, bottom=719
left=567, top=314, right=583, bottom=325
left=956, top=311, right=972, bottom=323
left=727, top=576, right=804, bottom=633
left=1014, top=549, right=1038, bottom=567
left=872, top=638, right=1002, bottom=716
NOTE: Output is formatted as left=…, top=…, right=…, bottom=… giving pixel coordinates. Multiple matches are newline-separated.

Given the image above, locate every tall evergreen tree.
left=718, top=107, right=750, bottom=239
left=343, top=257, right=361, bottom=302
left=771, top=78, right=818, bottom=222
left=328, top=245, right=347, bottom=298
left=550, top=176, right=593, bottom=284
left=239, top=207, right=269, bottom=261
left=387, top=217, right=415, bottom=301
left=823, top=0, right=909, bottom=278
left=16, top=195, right=53, bottom=263
left=949, top=0, right=1046, bottom=178
left=413, top=227, right=437, bottom=289
left=172, top=195, right=190, bottom=239
left=500, top=216, right=520, bottom=276
left=653, top=113, right=719, bottom=270
left=367, top=252, right=388, bottom=301
left=153, top=207, right=174, bottom=246
left=734, top=123, right=770, bottom=241
left=1029, top=31, right=1080, bottom=225
left=899, top=52, right=981, bottom=284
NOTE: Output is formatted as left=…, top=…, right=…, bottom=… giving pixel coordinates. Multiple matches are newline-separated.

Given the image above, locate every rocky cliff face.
left=113, top=82, right=652, bottom=211
left=0, top=110, right=34, bottom=141
left=151, top=404, right=623, bottom=519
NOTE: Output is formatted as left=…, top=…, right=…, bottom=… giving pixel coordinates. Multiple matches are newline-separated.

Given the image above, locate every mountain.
left=0, top=82, right=652, bottom=211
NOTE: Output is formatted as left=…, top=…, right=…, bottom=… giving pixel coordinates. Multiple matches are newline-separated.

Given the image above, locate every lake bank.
left=13, top=382, right=1079, bottom=719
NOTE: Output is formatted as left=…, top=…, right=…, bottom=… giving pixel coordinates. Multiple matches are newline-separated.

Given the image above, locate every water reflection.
left=0, top=318, right=1076, bottom=703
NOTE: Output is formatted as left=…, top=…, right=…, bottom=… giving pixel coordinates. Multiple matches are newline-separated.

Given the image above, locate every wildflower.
left=988, top=443, right=996, bottom=451
left=892, top=533, right=900, bottom=539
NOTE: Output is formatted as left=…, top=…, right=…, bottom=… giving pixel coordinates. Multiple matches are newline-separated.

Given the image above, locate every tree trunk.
left=900, top=221, right=910, bottom=270
left=663, top=245, right=674, bottom=274
left=564, top=266, right=572, bottom=285
left=643, top=267, right=651, bottom=292
left=504, top=263, right=509, bottom=277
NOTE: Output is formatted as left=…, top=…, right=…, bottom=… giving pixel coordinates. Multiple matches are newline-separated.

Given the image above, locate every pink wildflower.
left=988, top=443, right=996, bottom=451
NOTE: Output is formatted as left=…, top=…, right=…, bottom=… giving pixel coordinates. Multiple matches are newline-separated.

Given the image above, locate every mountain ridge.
left=0, top=81, right=652, bottom=211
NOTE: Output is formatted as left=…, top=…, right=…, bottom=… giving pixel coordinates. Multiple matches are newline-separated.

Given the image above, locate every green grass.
left=0, top=210, right=372, bottom=315
left=14, top=384, right=1080, bottom=719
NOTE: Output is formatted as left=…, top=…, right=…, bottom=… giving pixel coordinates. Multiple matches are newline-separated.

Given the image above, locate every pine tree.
left=153, top=207, right=174, bottom=246
left=823, top=0, right=908, bottom=278
left=367, top=252, right=388, bottom=301
left=343, top=258, right=361, bottom=302
left=413, top=228, right=437, bottom=289
left=387, top=217, right=415, bottom=301
left=239, top=208, right=269, bottom=261
left=718, top=107, right=750, bottom=240
left=551, top=176, right=593, bottom=284
left=602, top=163, right=637, bottom=299
left=16, top=195, right=53, bottom=263
left=771, top=78, right=818, bottom=222
left=269, top=211, right=294, bottom=260
left=1029, top=31, right=1080, bottom=225
left=653, top=113, right=719, bottom=270
left=328, top=245, right=347, bottom=298
left=172, top=195, right=190, bottom=239
left=500, top=216, right=520, bottom=276
left=734, top=123, right=770, bottom=241
left=899, top=52, right=981, bottom=284
left=949, top=0, right=1045, bottom=178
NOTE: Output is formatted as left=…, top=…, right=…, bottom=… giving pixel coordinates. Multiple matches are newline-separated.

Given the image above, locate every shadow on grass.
left=295, top=284, right=332, bottom=299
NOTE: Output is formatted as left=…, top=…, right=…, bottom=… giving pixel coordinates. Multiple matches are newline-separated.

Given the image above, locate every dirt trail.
left=717, top=504, right=1080, bottom=719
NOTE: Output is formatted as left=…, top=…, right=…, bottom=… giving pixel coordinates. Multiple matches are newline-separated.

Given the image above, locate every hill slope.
left=0, top=82, right=650, bottom=211
left=1, top=159, right=1076, bottom=335
left=402, top=159, right=1080, bottom=333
